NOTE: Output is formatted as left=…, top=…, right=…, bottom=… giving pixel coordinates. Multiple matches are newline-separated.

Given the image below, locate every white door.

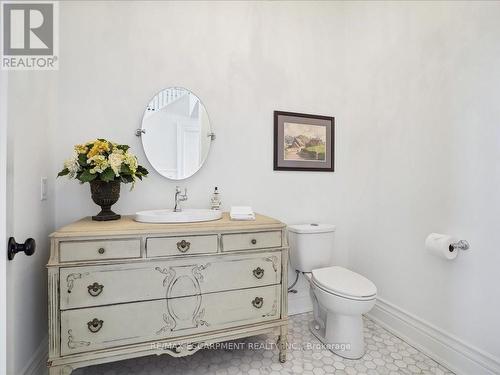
left=1, top=71, right=55, bottom=375
left=181, top=127, right=201, bottom=177
left=176, top=122, right=200, bottom=179
left=0, top=69, right=8, bottom=375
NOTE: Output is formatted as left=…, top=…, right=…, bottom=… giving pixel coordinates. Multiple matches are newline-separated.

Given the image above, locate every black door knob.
left=7, top=237, right=36, bottom=260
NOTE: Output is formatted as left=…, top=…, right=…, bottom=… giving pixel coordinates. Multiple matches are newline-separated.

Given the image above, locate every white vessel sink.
left=135, top=208, right=222, bottom=223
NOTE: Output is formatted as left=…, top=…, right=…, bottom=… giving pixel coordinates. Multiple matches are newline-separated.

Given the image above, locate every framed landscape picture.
left=274, top=111, right=334, bottom=171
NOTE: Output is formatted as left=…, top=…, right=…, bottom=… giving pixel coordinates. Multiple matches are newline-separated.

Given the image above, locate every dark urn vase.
left=90, top=180, right=121, bottom=221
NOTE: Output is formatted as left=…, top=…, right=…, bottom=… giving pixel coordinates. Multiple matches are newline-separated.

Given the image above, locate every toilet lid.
left=312, top=266, right=377, bottom=299
left=287, top=223, right=336, bottom=234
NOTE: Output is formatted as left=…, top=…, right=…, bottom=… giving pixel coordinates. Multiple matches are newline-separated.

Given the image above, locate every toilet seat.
left=311, top=266, right=377, bottom=301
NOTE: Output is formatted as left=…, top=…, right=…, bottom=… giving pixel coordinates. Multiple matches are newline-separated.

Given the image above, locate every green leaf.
left=120, top=163, right=132, bottom=175
left=57, top=168, right=70, bottom=177
left=116, top=144, right=130, bottom=152
left=137, top=165, right=149, bottom=176
left=120, top=175, right=134, bottom=184
left=78, top=153, right=87, bottom=166
left=100, top=168, right=116, bottom=182
left=78, top=169, right=97, bottom=183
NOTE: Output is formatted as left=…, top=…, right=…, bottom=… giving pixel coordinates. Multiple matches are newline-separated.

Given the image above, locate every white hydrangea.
left=63, top=152, right=80, bottom=178
left=108, top=152, right=124, bottom=177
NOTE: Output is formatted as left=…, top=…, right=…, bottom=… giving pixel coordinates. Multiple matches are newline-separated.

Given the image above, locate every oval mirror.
left=139, top=87, right=214, bottom=180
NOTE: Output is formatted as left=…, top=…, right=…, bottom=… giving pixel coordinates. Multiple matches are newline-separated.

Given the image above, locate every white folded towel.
left=230, top=206, right=255, bottom=221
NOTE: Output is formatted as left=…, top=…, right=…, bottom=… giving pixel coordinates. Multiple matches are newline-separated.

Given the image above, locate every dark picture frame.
left=274, top=111, right=335, bottom=172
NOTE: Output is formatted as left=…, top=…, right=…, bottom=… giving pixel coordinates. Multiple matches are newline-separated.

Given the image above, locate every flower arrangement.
left=58, top=139, right=148, bottom=185
left=58, top=139, right=149, bottom=221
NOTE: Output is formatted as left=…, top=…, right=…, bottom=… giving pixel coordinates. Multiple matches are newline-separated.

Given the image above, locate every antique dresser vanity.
left=47, top=213, right=288, bottom=374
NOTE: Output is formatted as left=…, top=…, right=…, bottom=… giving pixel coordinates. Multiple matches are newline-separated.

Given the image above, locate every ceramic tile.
left=74, top=313, right=454, bottom=375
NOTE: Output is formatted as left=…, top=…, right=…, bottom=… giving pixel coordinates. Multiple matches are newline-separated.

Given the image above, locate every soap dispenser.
left=210, top=187, right=222, bottom=210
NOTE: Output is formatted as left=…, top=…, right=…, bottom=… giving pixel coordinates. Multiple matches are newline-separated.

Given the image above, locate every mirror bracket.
left=135, top=128, right=146, bottom=137
left=208, top=132, right=216, bottom=141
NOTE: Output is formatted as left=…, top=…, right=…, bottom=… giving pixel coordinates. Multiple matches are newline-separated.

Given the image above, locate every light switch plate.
left=41, top=177, right=48, bottom=200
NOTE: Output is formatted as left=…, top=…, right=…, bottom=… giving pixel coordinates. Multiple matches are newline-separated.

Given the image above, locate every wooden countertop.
left=50, top=212, right=286, bottom=238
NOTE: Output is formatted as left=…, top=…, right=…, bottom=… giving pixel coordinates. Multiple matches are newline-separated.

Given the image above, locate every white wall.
left=342, top=2, right=500, bottom=361
left=6, top=71, right=56, bottom=374
left=43, top=0, right=500, bottom=369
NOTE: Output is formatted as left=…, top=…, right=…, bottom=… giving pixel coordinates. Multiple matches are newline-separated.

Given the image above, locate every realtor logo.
left=1, top=1, right=59, bottom=70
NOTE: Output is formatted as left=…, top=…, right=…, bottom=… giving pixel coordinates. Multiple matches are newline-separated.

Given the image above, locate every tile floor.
left=74, top=312, right=454, bottom=375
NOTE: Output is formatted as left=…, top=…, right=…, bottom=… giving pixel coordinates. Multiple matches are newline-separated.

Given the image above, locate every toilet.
left=288, top=224, right=377, bottom=359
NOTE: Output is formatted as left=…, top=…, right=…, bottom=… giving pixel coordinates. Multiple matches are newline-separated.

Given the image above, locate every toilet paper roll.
left=425, top=233, right=458, bottom=260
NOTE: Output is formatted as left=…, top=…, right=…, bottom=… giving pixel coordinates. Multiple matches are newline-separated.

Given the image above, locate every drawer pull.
left=87, top=282, right=104, bottom=297
left=87, top=318, right=103, bottom=333
left=252, top=297, right=264, bottom=309
left=176, top=240, right=191, bottom=253
left=251, top=239, right=257, bottom=245
left=253, top=267, right=265, bottom=279
left=98, top=247, right=105, bottom=255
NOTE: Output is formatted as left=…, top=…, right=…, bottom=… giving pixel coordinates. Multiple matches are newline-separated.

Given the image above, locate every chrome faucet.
left=174, top=186, right=188, bottom=212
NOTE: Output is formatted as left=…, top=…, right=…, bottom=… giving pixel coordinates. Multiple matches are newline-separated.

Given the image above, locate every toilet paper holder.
left=449, top=240, right=470, bottom=252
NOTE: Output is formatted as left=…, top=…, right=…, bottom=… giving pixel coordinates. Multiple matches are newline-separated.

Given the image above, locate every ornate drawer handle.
left=98, top=247, right=105, bottom=254
left=251, top=239, right=257, bottom=245
left=87, top=282, right=104, bottom=297
left=177, top=240, right=191, bottom=253
left=252, top=297, right=264, bottom=309
left=253, top=267, right=265, bottom=279
left=87, top=318, right=103, bottom=333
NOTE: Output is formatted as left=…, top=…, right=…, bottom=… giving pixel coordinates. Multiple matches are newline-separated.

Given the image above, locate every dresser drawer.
left=60, top=251, right=281, bottom=309
left=60, top=284, right=281, bottom=355
left=147, top=235, right=218, bottom=257
left=222, top=231, right=282, bottom=252
left=59, top=239, right=140, bottom=263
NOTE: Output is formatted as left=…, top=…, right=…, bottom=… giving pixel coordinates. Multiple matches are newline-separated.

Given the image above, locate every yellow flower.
left=88, top=155, right=109, bottom=174
left=123, top=152, right=138, bottom=173
left=74, top=144, right=88, bottom=154
left=112, top=146, right=124, bottom=155
left=87, top=140, right=110, bottom=158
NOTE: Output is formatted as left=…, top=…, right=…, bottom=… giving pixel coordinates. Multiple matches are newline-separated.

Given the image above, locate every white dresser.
left=47, top=213, right=288, bottom=375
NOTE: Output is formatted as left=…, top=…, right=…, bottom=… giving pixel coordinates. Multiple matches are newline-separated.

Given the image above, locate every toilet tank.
left=288, top=224, right=336, bottom=272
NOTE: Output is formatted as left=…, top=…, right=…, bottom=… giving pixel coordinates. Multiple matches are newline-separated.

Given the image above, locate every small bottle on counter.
left=210, top=187, right=222, bottom=210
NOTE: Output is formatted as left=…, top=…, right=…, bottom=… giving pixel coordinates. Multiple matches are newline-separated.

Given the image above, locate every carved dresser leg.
left=48, top=364, right=74, bottom=375
left=278, top=325, right=288, bottom=363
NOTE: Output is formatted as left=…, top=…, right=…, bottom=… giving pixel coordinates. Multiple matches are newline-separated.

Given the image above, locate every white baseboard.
left=22, top=335, right=47, bottom=375
left=367, top=298, right=500, bottom=375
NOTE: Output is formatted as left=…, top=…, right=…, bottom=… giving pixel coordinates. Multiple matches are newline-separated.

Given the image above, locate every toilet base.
left=309, top=314, right=365, bottom=360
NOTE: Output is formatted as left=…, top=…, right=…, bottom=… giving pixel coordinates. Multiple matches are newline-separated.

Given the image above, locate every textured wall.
left=343, top=2, right=500, bottom=359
